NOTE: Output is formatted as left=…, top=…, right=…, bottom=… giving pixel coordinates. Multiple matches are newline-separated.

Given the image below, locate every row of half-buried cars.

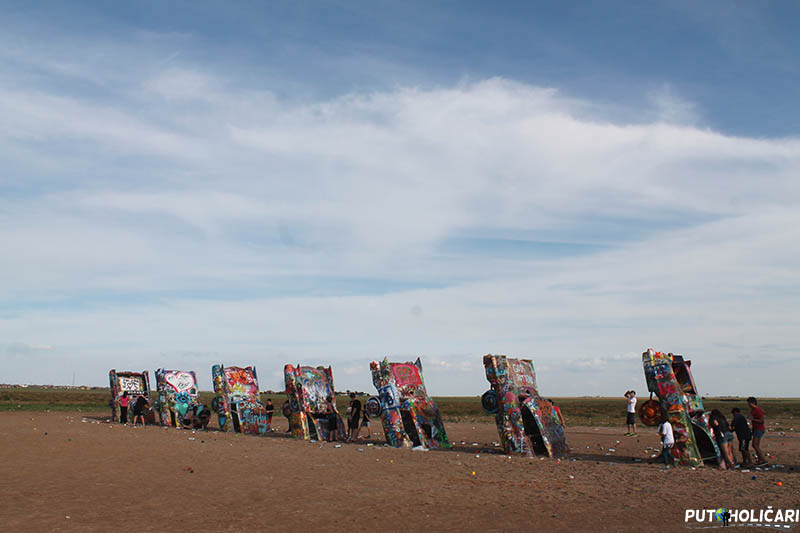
left=109, top=349, right=724, bottom=466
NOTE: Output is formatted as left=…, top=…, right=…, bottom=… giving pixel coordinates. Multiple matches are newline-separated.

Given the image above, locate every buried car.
left=154, top=369, right=211, bottom=429
left=283, top=364, right=346, bottom=441
left=639, top=348, right=722, bottom=467
left=211, top=364, right=270, bottom=435
left=368, top=357, right=449, bottom=449
left=109, top=369, right=155, bottom=424
left=482, top=355, right=568, bottom=458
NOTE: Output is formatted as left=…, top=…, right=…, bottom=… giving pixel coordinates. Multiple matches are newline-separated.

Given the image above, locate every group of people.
left=319, top=392, right=371, bottom=442
left=655, top=397, right=768, bottom=468
left=114, top=391, right=150, bottom=427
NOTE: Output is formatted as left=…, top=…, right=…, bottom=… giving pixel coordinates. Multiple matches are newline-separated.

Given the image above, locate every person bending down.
left=132, top=395, right=150, bottom=428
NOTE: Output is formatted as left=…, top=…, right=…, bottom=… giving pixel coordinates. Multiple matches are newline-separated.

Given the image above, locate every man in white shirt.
left=657, top=420, right=675, bottom=466
left=624, top=390, right=638, bottom=436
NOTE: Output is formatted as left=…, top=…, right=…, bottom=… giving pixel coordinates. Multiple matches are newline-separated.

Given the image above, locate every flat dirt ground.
left=1, top=412, right=798, bottom=532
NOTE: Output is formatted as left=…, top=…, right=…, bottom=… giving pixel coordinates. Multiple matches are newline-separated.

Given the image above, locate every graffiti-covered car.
left=368, top=357, right=449, bottom=449
left=155, top=369, right=211, bottom=429
left=639, top=349, right=722, bottom=467
left=211, top=365, right=270, bottom=435
left=283, top=364, right=346, bottom=441
left=109, top=369, right=155, bottom=424
left=482, top=355, right=568, bottom=458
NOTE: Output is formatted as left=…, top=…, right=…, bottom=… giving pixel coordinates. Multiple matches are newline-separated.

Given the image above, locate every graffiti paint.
left=109, top=369, right=155, bottom=424
left=211, top=364, right=270, bottom=435
left=640, top=349, right=722, bottom=467
left=369, top=357, right=450, bottom=449
left=155, top=369, right=207, bottom=428
left=482, top=355, right=568, bottom=458
left=283, top=364, right=347, bottom=441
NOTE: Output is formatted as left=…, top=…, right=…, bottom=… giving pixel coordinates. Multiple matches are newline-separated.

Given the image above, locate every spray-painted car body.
left=368, top=357, right=449, bottom=449
left=109, top=369, right=155, bottom=424
left=482, top=355, right=568, bottom=457
left=640, top=349, right=721, bottom=467
left=155, top=369, right=210, bottom=429
left=211, top=365, right=269, bottom=435
left=283, top=364, right=346, bottom=441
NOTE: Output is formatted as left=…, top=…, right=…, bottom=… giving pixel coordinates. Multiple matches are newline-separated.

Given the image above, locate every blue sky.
left=1, top=2, right=798, bottom=395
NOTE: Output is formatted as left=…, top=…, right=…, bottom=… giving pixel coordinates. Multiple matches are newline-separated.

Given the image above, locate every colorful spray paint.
left=283, top=364, right=347, bottom=441
left=154, top=369, right=210, bottom=429
left=211, top=365, right=270, bottom=435
left=109, top=369, right=155, bottom=424
left=369, top=357, right=449, bottom=449
left=640, top=349, right=722, bottom=467
left=482, top=355, right=568, bottom=458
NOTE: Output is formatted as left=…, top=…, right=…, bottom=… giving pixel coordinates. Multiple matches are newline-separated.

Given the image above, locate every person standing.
left=731, top=407, right=753, bottom=468
left=357, top=408, right=371, bottom=440
left=748, top=397, right=768, bottom=465
left=624, top=390, right=638, bottom=436
left=347, top=393, right=362, bottom=441
left=657, top=419, right=674, bottom=466
left=117, top=392, right=130, bottom=425
left=709, top=409, right=735, bottom=470
left=325, top=396, right=338, bottom=442
left=265, top=398, right=274, bottom=428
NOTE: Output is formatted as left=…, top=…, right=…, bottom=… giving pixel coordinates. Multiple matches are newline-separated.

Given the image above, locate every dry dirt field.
left=1, top=412, right=798, bottom=532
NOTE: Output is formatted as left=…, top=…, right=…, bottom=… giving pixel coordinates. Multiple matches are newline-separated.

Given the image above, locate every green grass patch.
left=2, top=388, right=797, bottom=431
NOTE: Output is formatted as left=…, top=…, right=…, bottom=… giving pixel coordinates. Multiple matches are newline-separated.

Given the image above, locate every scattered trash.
left=188, top=437, right=196, bottom=441
left=777, top=481, right=783, bottom=486
left=334, top=444, right=342, bottom=448
left=357, top=448, right=365, bottom=452
left=568, top=475, right=575, bottom=479
left=471, top=471, right=476, bottom=476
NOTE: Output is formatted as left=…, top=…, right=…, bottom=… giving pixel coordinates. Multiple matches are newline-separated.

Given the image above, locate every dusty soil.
left=1, top=412, right=798, bottom=532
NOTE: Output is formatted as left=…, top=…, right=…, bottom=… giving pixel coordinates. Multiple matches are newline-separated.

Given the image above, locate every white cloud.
left=1, top=68, right=798, bottom=395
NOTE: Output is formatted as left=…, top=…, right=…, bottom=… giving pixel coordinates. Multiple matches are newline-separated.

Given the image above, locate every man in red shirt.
left=747, top=397, right=767, bottom=465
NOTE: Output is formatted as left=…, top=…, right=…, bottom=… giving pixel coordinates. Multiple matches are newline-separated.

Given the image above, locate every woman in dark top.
left=730, top=407, right=753, bottom=467
left=325, top=396, right=337, bottom=442
left=710, top=409, right=735, bottom=470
